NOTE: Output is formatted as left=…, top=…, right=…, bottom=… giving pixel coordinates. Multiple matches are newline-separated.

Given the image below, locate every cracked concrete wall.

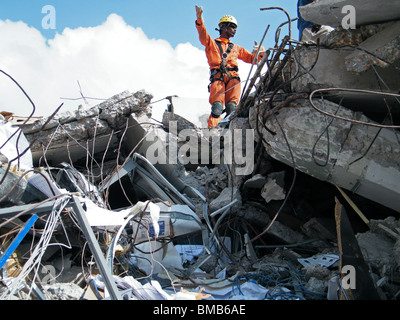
left=249, top=98, right=400, bottom=212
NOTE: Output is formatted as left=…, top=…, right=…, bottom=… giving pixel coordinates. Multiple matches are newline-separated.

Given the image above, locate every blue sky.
left=0, top=1, right=299, bottom=121
left=0, top=0, right=298, bottom=50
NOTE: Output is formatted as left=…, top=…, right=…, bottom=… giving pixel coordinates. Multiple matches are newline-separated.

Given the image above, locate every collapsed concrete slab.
left=299, top=0, right=400, bottom=28
left=20, top=90, right=153, bottom=166
left=249, top=97, right=400, bottom=212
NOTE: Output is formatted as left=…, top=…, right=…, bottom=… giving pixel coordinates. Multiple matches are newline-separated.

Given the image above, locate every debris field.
left=1, top=3, right=400, bottom=300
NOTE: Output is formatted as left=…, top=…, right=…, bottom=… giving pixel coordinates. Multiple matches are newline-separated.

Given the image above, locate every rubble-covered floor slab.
left=250, top=98, right=400, bottom=213
left=20, top=90, right=153, bottom=166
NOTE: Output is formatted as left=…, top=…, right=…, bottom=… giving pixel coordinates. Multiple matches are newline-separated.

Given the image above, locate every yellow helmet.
left=218, top=15, right=238, bottom=28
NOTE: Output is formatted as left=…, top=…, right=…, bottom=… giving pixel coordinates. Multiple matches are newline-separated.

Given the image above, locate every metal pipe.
left=71, top=196, right=122, bottom=300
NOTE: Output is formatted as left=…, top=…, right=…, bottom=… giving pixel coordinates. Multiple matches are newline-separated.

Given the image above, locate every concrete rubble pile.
left=1, top=2, right=400, bottom=301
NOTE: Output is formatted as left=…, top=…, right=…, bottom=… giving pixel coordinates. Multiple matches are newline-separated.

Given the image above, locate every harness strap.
left=209, top=68, right=239, bottom=82
left=216, top=40, right=233, bottom=59
left=215, top=40, right=234, bottom=80
left=208, top=39, right=240, bottom=90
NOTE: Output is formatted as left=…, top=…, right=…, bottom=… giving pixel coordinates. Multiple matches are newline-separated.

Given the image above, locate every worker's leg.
left=225, top=102, right=236, bottom=116
left=208, top=114, right=221, bottom=128
left=224, top=79, right=241, bottom=115
left=209, top=80, right=226, bottom=106
left=208, top=80, right=226, bottom=128
left=208, top=101, right=223, bottom=127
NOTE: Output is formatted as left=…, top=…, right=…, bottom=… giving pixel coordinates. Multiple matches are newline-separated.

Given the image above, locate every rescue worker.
left=195, top=5, right=265, bottom=128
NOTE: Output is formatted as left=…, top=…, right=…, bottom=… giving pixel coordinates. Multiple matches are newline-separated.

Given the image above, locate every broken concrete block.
left=369, top=217, right=400, bottom=241
left=243, top=174, right=267, bottom=189
left=98, top=90, right=152, bottom=128
left=27, top=118, right=110, bottom=150
left=305, top=277, right=327, bottom=297
left=209, top=186, right=242, bottom=213
left=261, top=174, right=286, bottom=203
left=199, top=254, right=218, bottom=273
left=322, top=23, right=392, bottom=48
left=344, top=21, right=400, bottom=73
left=356, top=232, right=396, bottom=270
left=43, top=283, right=84, bottom=300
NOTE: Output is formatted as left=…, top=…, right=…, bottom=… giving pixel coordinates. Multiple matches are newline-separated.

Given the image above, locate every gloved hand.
left=252, top=41, right=266, bottom=59
left=195, top=5, right=203, bottom=23
left=252, top=41, right=266, bottom=54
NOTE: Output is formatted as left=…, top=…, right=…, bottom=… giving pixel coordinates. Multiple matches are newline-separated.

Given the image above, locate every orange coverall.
left=195, top=20, right=262, bottom=127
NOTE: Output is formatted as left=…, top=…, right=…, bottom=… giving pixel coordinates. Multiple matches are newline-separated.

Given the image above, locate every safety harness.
left=208, top=39, right=240, bottom=91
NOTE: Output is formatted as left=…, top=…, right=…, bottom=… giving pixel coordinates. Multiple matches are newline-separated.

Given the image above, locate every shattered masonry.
left=1, top=1, right=400, bottom=300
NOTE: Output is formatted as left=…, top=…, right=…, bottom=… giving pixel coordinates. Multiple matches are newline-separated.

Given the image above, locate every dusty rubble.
left=1, top=3, right=400, bottom=300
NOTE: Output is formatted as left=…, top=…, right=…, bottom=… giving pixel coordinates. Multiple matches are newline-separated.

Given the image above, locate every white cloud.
left=0, top=14, right=255, bottom=123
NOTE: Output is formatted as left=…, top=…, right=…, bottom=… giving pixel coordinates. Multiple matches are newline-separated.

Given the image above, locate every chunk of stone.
left=243, top=174, right=268, bottom=189
left=356, top=232, right=396, bottom=270
left=209, top=187, right=242, bottom=213
left=261, top=172, right=286, bottom=203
